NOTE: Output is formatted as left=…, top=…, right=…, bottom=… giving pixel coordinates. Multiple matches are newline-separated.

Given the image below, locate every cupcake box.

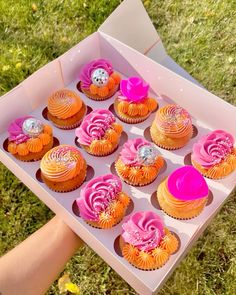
left=0, top=1, right=235, bottom=294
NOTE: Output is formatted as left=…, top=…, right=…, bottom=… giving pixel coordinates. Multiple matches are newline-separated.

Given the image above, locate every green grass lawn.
left=1, top=0, right=236, bottom=294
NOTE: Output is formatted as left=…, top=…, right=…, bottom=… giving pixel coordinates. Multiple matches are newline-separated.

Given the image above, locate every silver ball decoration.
left=22, top=118, right=43, bottom=137
left=137, top=145, right=158, bottom=165
left=91, top=68, right=109, bottom=87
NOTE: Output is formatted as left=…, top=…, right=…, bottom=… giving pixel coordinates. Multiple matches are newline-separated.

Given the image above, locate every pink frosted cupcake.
left=191, top=130, right=236, bottom=179
left=75, top=109, right=123, bottom=156
left=115, top=138, right=164, bottom=186
left=7, top=116, right=53, bottom=161
left=157, top=166, right=209, bottom=219
left=76, top=174, right=130, bottom=229
left=79, top=59, right=121, bottom=100
left=120, top=211, right=179, bottom=270
left=114, top=76, right=158, bottom=123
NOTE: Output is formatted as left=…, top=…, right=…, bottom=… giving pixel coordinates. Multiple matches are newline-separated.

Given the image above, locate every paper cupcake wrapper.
left=115, top=164, right=157, bottom=187
left=85, top=212, right=125, bottom=229
left=191, top=160, right=229, bottom=180
left=150, top=133, right=186, bottom=150
left=81, top=85, right=119, bottom=101
left=41, top=165, right=87, bottom=193
left=81, top=143, right=119, bottom=157
left=113, top=101, right=150, bottom=124
left=10, top=139, right=54, bottom=162
left=50, top=104, right=87, bottom=130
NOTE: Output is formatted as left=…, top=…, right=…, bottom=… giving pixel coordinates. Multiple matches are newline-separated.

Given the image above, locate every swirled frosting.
left=192, top=130, right=234, bottom=168
left=122, top=211, right=165, bottom=251
left=79, top=59, right=113, bottom=89
left=120, top=138, right=159, bottom=166
left=40, top=145, right=83, bottom=182
left=167, top=166, right=209, bottom=201
left=76, top=174, right=122, bottom=221
left=118, top=77, right=149, bottom=103
left=75, top=109, right=115, bottom=145
left=48, top=89, right=82, bottom=119
left=155, top=104, right=192, bottom=138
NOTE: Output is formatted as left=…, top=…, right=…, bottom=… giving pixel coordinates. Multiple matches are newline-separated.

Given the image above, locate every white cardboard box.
left=0, top=1, right=235, bottom=294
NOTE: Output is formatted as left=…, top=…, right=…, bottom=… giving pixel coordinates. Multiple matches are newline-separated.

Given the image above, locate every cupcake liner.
left=81, top=85, right=119, bottom=101
left=119, top=236, right=170, bottom=271
left=157, top=194, right=207, bottom=220
left=114, top=100, right=150, bottom=124
left=48, top=103, right=87, bottom=130
left=41, top=163, right=87, bottom=193
left=11, top=139, right=54, bottom=162
left=86, top=212, right=125, bottom=229
left=150, top=124, right=193, bottom=150
left=115, top=163, right=158, bottom=187
left=81, top=142, right=119, bottom=157
left=191, top=160, right=229, bottom=180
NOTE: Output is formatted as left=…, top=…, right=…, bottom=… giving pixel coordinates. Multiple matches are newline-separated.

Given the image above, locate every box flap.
left=99, top=0, right=165, bottom=57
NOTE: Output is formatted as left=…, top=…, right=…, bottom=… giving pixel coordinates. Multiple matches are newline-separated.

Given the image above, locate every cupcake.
left=115, top=138, right=164, bottom=186
left=150, top=104, right=193, bottom=149
left=157, top=166, right=209, bottom=219
left=191, top=130, right=236, bottom=179
left=40, top=145, right=86, bottom=192
left=114, top=76, right=158, bottom=123
left=120, top=211, right=179, bottom=270
left=79, top=59, right=121, bottom=100
left=47, top=89, right=86, bottom=129
left=75, top=109, right=123, bottom=156
left=76, top=174, right=130, bottom=229
left=7, top=116, right=53, bottom=161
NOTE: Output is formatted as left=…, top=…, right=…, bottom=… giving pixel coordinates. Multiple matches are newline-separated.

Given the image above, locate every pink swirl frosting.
left=75, top=109, right=115, bottom=145
left=76, top=174, right=122, bottom=221
left=118, top=77, right=149, bottom=103
left=8, top=116, right=31, bottom=144
left=122, top=211, right=165, bottom=251
left=192, top=130, right=234, bottom=168
left=120, top=138, right=151, bottom=166
left=79, top=59, right=113, bottom=89
left=167, top=166, right=209, bottom=201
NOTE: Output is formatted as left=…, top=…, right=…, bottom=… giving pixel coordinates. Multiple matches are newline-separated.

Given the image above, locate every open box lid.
left=99, top=0, right=201, bottom=86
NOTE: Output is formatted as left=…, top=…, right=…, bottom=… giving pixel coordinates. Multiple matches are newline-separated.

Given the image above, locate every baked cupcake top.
left=192, top=130, right=234, bottom=168
left=7, top=116, right=52, bottom=154
left=167, top=166, right=209, bottom=201
left=119, top=138, right=159, bottom=166
left=154, top=104, right=192, bottom=138
left=40, top=145, right=84, bottom=182
left=47, top=89, right=82, bottom=119
left=75, top=109, right=116, bottom=145
left=122, top=211, right=165, bottom=251
left=118, top=77, right=149, bottom=103
left=76, top=174, right=122, bottom=222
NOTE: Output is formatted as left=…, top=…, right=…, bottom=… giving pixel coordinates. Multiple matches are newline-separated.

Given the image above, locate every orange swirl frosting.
left=155, top=104, right=192, bottom=138
left=48, top=89, right=82, bottom=119
left=40, top=145, right=83, bottom=182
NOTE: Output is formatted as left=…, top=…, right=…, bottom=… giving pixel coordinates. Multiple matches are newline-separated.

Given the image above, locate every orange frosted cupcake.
left=115, top=138, right=164, bottom=186
left=75, top=109, right=123, bottom=156
left=40, top=145, right=86, bottom=192
left=76, top=174, right=130, bottom=229
left=191, top=130, right=236, bottom=179
left=7, top=116, right=53, bottom=161
left=114, top=76, right=158, bottom=124
left=120, top=211, right=179, bottom=270
left=79, top=59, right=121, bottom=101
left=47, top=89, right=86, bottom=129
left=157, top=166, right=209, bottom=219
left=150, top=104, right=193, bottom=149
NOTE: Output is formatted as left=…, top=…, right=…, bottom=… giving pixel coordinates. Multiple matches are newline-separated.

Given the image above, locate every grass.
left=0, top=0, right=236, bottom=294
